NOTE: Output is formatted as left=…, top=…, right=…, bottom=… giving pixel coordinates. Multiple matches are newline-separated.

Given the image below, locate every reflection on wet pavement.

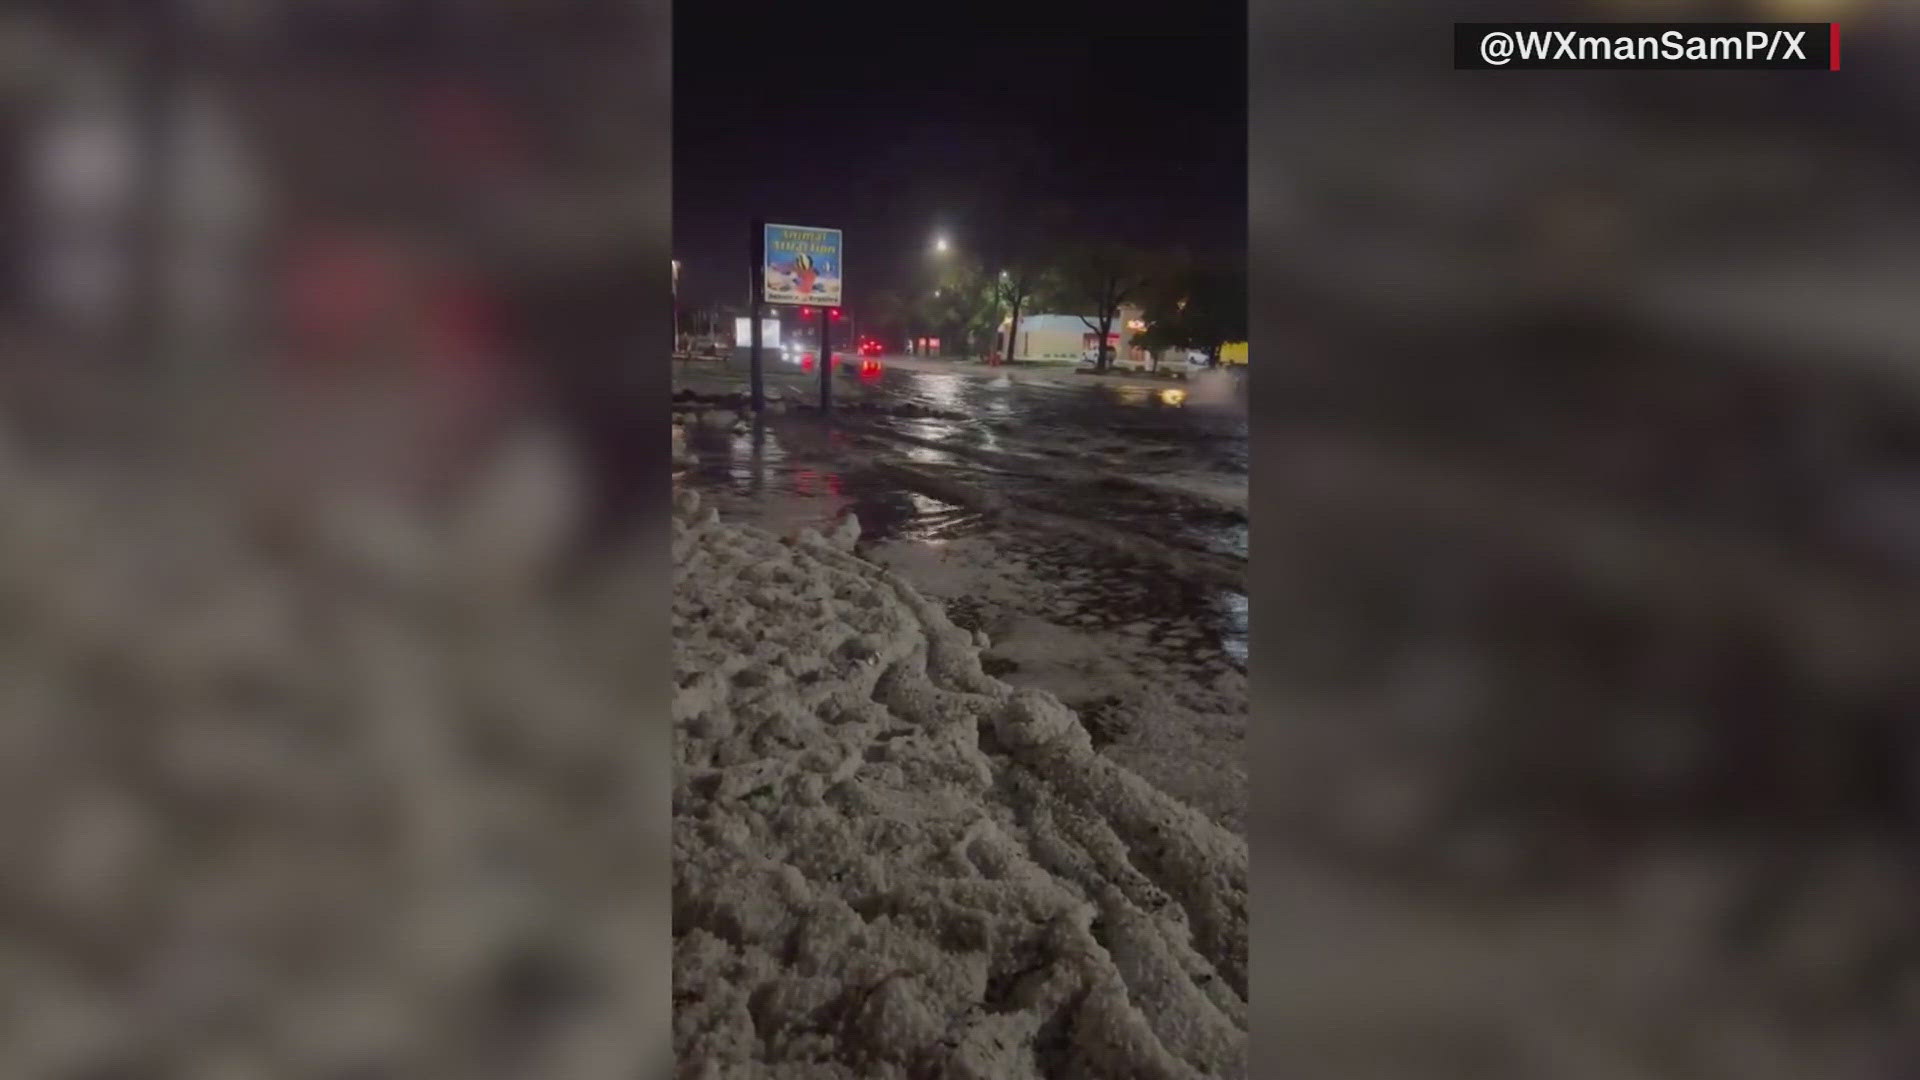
left=678, top=421, right=990, bottom=544
left=679, top=416, right=1246, bottom=668
left=859, top=364, right=1249, bottom=475
left=676, top=360, right=1248, bottom=668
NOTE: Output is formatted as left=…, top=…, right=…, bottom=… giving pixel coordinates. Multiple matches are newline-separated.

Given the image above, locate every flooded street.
left=676, top=420, right=993, bottom=543
left=680, top=357, right=1247, bottom=541
left=675, top=356, right=1247, bottom=625
left=674, top=357, right=1250, bottom=828
left=850, top=361, right=1250, bottom=483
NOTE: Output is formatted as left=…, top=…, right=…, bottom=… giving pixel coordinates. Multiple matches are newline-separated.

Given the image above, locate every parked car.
left=1078, top=346, right=1108, bottom=370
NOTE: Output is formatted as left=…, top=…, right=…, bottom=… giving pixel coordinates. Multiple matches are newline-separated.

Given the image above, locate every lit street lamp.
left=925, top=239, right=950, bottom=355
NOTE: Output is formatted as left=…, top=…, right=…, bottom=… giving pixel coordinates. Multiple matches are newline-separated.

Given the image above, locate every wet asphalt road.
left=676, top=357, right=1250, bottom=663
left=845, top=359, right=1249, bottom=477
left=681, top=357, right=1247, bottom=543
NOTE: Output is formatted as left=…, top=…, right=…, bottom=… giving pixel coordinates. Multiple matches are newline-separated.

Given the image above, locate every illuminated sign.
left=763, top=223, right=843, bottom=306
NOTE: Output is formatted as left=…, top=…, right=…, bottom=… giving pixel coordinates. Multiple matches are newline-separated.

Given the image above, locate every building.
left=999, top=305, right=1144, bottom=365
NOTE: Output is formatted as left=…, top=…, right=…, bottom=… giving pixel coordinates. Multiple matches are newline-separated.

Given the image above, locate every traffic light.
left=800, top=306, right=814, bottom=318
left=829, top=308, right=842, bottom=320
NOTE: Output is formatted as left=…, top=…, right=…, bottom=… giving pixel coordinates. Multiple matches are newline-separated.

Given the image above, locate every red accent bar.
left=1830, top=23, right=1840, bottom=70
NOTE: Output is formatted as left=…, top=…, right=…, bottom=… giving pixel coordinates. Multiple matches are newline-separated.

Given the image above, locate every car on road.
left=858, top=338, right=883, bottom=357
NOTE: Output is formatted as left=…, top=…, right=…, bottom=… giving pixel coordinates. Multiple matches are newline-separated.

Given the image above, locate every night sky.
left=674, top=3, right=1246, bottom=308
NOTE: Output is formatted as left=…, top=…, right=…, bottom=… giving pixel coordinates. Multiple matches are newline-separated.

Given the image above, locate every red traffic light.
left=829, top=308, right=842, bottom=320
left=799, top=306, right=814, bottom=318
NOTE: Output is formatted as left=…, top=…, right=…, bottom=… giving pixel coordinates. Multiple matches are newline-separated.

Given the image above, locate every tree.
left=866, top=289, right=915, bottom=346
left=978, top=193, right=1075, bottom=364
left=930, top=258, right=1003, bottom=359
left=992, top=262, right=1054, bottom=363
left=1134, top=259, right=1246, bottom=368
left=1056, top=242, right=1151, bottom=372
left=1184, top=262, right=1247, bottom=367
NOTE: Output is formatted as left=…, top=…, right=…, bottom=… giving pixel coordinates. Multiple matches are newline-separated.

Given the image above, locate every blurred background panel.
left=1253, top=1, right=1920, bottom=1077
left=0, top=2, right=672, bottom=1077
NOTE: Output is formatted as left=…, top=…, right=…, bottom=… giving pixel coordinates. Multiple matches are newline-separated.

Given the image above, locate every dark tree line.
left=864, top=240, right=1243, bottom=371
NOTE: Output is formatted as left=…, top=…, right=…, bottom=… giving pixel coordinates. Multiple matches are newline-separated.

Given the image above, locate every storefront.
left=999, top=307, right=1143, bottom=364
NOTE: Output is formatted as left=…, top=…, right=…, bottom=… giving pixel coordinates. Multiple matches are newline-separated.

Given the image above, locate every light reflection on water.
left=914, top=372, right=968, bottom=412
left=683, top=419, right=988, bottom=544
left=906, top=443, right=955, bottom=465
left=687, top=414, right=1246, bottom=670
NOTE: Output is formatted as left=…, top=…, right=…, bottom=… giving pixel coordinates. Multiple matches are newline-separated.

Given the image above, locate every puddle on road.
left=678, top=421, right=989, bottom=544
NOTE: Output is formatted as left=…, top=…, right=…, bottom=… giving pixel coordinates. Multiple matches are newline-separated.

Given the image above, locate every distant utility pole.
left=748, top=221, right=764, bottom=411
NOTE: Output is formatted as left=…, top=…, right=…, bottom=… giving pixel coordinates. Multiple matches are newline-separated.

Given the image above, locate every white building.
left=999, top=306, right=1144, bottom=365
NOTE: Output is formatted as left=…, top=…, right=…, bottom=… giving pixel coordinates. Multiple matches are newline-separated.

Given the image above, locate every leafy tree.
left=930, top=259, right=1003, bottom=358
left=977, top=194, right=1071, bottom=364
left=1054, top=242, right=1151, bottom=372
left=865, top=289, right=916, bottom=345
left=991, top=262, right=1056, bottom=363
left=1134, top=259, right=1246, bottom=367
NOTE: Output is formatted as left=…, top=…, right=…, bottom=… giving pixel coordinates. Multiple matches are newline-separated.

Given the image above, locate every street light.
left=933, top=236, right=949, bottom=254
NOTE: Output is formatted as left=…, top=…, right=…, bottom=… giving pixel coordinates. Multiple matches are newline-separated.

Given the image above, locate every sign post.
left=819, top=308, right=832, bottom=414
left=760, top=223, right=842, bottom=414
left=748, top=220, right=765, bottom=412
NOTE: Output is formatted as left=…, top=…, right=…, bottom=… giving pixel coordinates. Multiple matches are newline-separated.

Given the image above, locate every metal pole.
left=819, top=306, right=832, bottom=413
left=749, top=220, right=764, bottom=412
